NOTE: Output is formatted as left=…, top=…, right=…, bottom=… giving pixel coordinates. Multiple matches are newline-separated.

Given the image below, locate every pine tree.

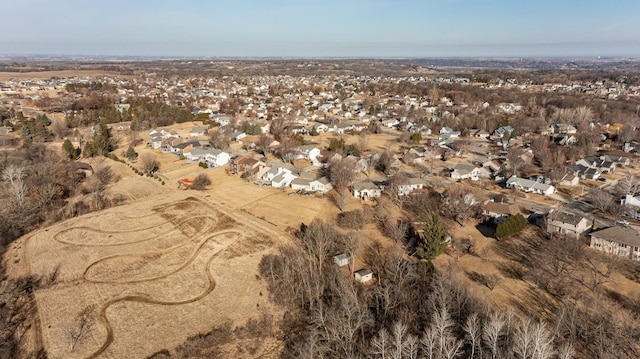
left=416, top=214, right=450, bottom=260
left=62, top=139, right=76, bottom=159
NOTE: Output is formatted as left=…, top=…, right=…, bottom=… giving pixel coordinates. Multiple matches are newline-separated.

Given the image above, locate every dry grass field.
left=6, top=190, right=288, bottom=358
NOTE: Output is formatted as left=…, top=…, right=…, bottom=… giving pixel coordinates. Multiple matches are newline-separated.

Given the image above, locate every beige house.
left=546, top=210, right=591, bottom=239
left=354, top=268, right=373, bottom=283
left=483, top=201, right=521, bottom=224
left=589, top=226, right=640, bottom=261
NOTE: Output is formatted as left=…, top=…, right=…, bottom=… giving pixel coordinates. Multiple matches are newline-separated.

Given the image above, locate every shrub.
left=190, top=174, right=211, bottom=190
left=495, top=214, right=528, bottom=239
left=337, top=209, right=366, bottom=229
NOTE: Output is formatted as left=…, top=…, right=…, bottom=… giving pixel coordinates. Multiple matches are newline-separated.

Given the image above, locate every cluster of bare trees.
left=260, top=225, right=603, bottom=359
left=0, top=147, right=129, bottom=357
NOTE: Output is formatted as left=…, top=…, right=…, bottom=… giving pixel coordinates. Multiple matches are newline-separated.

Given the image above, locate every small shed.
left=333, top=253, right=350, bottom=267
left=354, top=268, right=373, bottom=283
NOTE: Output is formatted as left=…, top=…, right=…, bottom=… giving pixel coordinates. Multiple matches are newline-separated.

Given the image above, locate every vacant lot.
left=7, top=192, right=286, bottom=358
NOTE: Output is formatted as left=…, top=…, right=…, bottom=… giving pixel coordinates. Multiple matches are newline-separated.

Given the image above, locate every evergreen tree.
left=62, top=139, right=76, bottom=159
left=416, top=214, right=450, bottom=260
left=495, top=214, right=528, bottom=239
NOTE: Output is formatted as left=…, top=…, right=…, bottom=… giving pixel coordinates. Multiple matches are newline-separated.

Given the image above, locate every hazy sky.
left=2, top=0, right=639, bottom=57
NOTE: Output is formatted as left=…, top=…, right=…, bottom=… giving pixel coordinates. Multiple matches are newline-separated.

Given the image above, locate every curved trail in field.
left=83, top=228, right=245, bottom=359
left=83, top=230, right=241, bottom=284
left=85, top=247, right=220, bottom=359
left=54, top=215, right=217, bottom=247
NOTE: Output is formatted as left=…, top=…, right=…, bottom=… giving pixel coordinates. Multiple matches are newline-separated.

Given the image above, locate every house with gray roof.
left=546, top=210, right=591, bottom=239
left=506, top=176, right=555, bottom=195
left=352, top=180, right=383, bottom=199
left=590, top=225, right=640, bottom=261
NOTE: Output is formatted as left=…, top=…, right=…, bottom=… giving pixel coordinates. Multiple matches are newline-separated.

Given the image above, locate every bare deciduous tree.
left=483, top=311, right=504, bottom=359
left=330, top=183, right=349, bottom=212
left=140, top=153, right=160, bottom=175
left=587, top=188, right=614, bottom=213
left=190, top=174, right=211, bottom=190
left=328, top=157, right=356, bottom=187
left=440, top=184, right=484, bottom=226
left=463, top=312, right=482, bottom=359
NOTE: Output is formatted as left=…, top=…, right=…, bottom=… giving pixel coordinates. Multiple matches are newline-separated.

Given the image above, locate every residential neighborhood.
left=1, top=58, right=640, bottom=359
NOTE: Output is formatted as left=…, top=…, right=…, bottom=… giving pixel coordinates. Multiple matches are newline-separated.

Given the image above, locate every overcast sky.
left=2, top=0, right=639, bottom=57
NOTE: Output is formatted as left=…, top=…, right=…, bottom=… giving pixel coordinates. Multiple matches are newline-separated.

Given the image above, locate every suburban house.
left=603, top=151, right=636, bottom=167
left=290, top=175, right=332, bottom=193
left=149, top=134, right=164, bottom=149
left=161, top=137, right=183, bottom=153
left=572, top=164, right=601, bottom=180
left=439, top=127, right=461, bottom=138
left=212, top=116, right=231, bottom=126
left=262, top=167, right=296, bottom=188
left=229, top=155, right=264, bottom=176
left=298, top=145, right=321, bottom=162
left=170, top=141, right=198, bottom=156
left=352, top=180, right=383, bottom=199
left=309, top=177, right=333, bottom=193
left=542, top=167, right=578, bottom=186
left=346, top=155, right=369, bottom=173
left=551, top=123, right=578, bottom=134
left=621, top=194, right=640, bottom=208
left=397, top=178, right=424, bottom=196
left=354, top=268, right=374, bottom=283
left=290, top=177, right=312, bottom=191
left=189, top=125, right=209, bottom=138
left=493, top=125, right=514, bottom=138
left=185, top=148, right=230, bottom=167
left=506, top=176, right=555, bottom=195
left=576, top=156, right=616, bottom=174
left=589, top=225, right=640, bottom=261
left=333, top=253, right=350, bottom=267
left=312, top=123, right=329, bottom=133
left=622, top=194, right=640, bottom=219
left=546, top=210, right=591, bottom=239
left=482, top=201, right=522, bottom=224
left=451, top=163, right=490, bottom=181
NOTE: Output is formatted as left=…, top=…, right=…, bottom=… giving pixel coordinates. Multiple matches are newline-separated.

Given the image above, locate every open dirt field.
left=7, top=191, right=287, bottom=359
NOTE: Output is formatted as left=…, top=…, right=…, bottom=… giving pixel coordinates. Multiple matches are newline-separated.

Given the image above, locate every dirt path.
left=10, top=193, right=287, bottom=359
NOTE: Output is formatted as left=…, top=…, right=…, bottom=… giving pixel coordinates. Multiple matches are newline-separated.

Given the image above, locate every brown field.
left=7, top=189, right=290, bottom=358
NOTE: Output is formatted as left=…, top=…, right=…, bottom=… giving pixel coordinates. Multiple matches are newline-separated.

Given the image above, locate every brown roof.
left=483, top=202, right=521, bottom=216
left=590, top=226, right=640, bottom=247
left=548, top=211, right=587, bottom=226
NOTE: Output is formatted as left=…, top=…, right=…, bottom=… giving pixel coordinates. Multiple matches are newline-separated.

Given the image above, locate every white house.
left=622, top=194, right=640, bottom=208
left=354, top=268, right=374, bottom=283
left=263, top=167, right=296, bottom=188
left=206, top=149, right=231, bottom=167
left=333, top=253, right=350, bottom=267
left=149, top=134, right=164, bottom=149
left=451, top=163, right=490, bottom=181
left=352, top=180, right=383, bottom=199
left=506, top=176, right=555, bottom=195
left=312, top=123, right=329, bottom=133
left=213, top=116, right=231, bottom=126
left=309, top=177, right=333, bottom=193
left=397, top=178, right=424, bottom=196
left=185, top=148, right=230, bottom=167
left=290, top=178, right=312, bottom=191
left=298, top=145, right=321, bottom=162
